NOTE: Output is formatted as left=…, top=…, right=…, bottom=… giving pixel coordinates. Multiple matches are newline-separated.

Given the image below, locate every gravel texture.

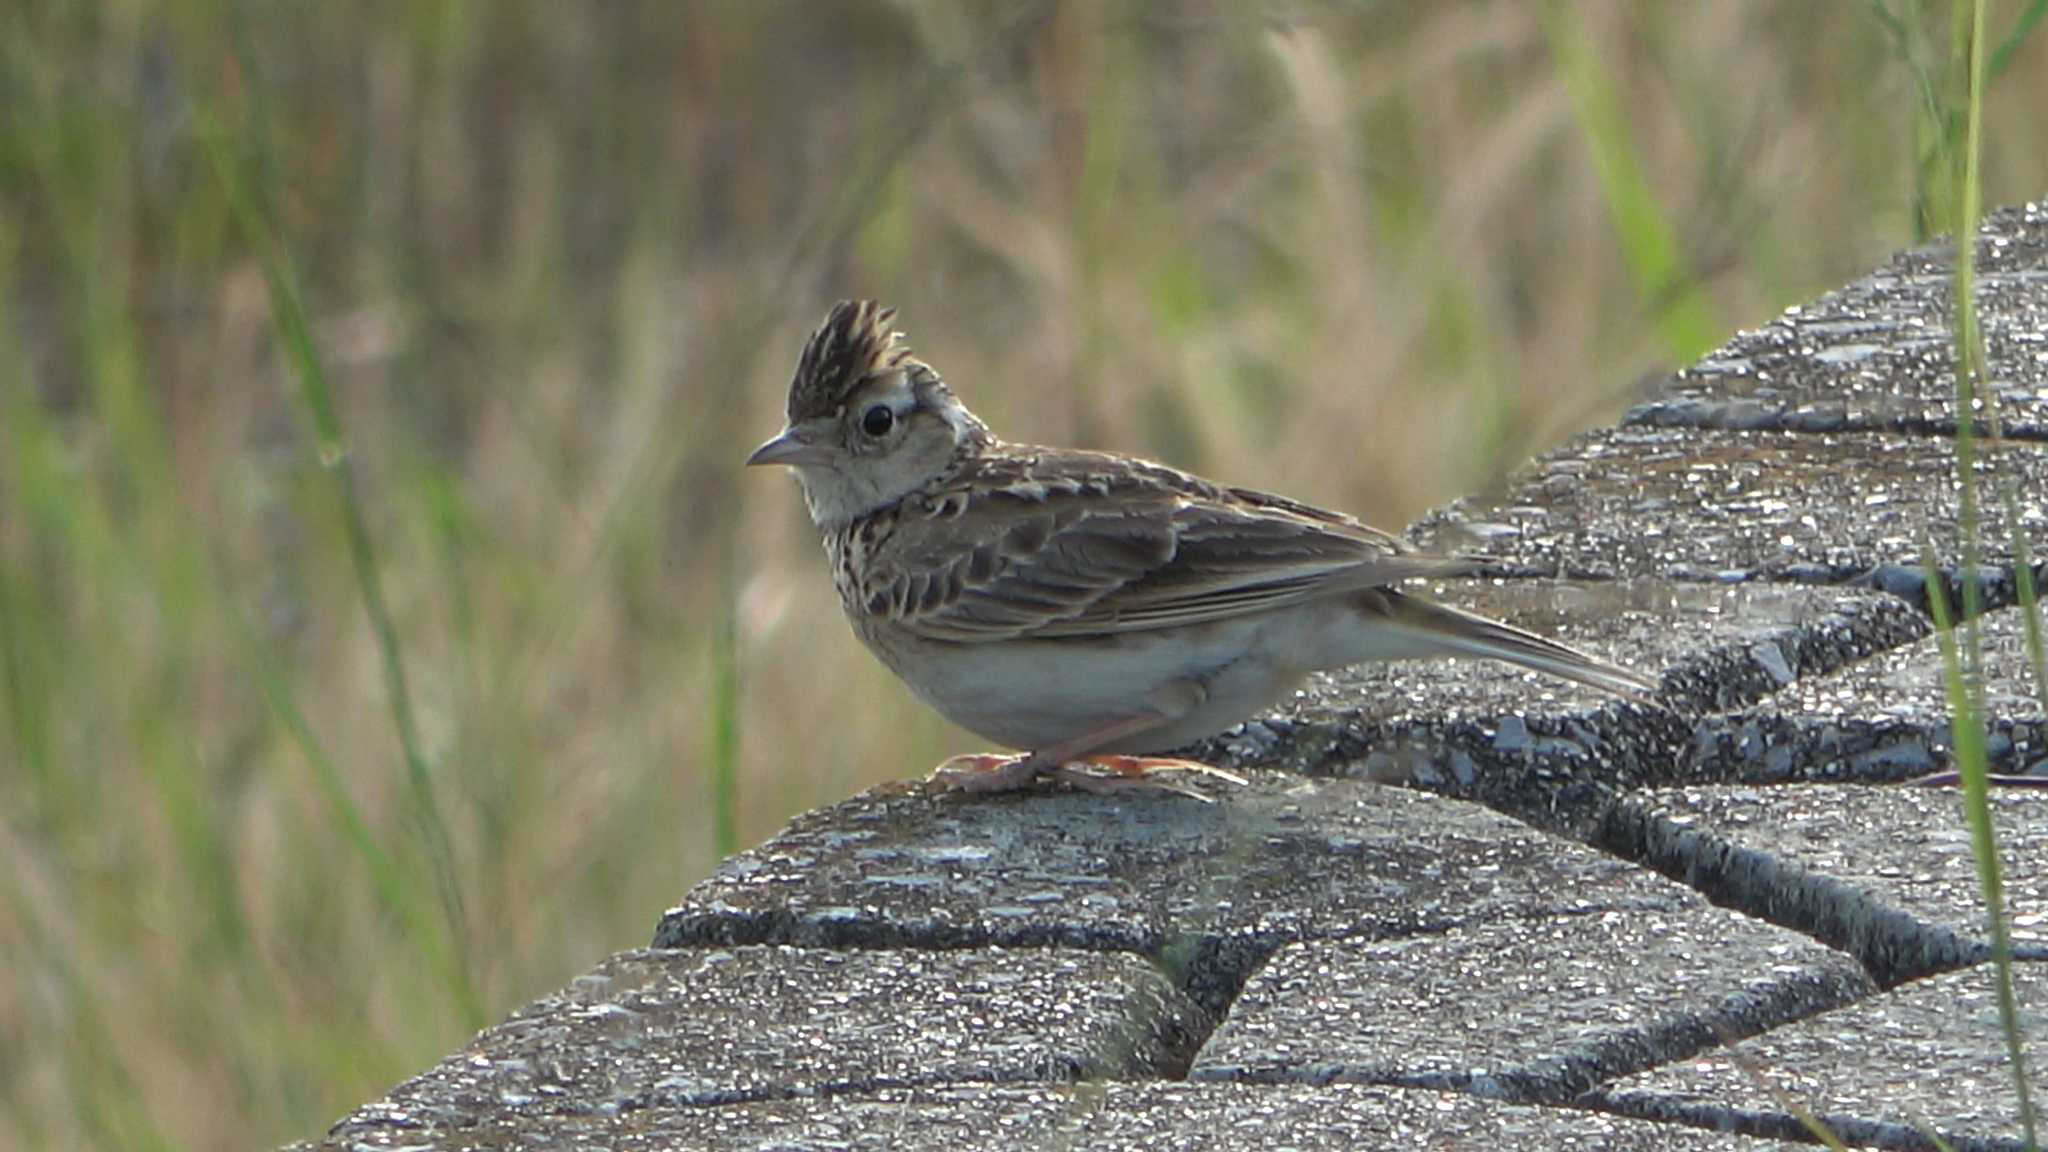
left=1602, top=784, right=2048, bottom=983
left=1628, top=200, right=2048, bottom=441
left=1194, top=578, right=1927, bottom=833
left=1191, top=903, right=1869, bottom=1102
left=317, top=945, right=1203, bottom=1139
left=657, top=774, right=1697, bottom=1012
left=1409, top=426, right=2048, bottom=614
left=308, top=1081, right=1816, bottom=1151
left=1594, top=961, right=2047, bottom=1152
left=1687, top=604, right=2048, bottom=784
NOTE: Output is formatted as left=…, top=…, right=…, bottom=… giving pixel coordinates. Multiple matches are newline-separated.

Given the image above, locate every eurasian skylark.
left=748, top=301, right=1655, bottom=796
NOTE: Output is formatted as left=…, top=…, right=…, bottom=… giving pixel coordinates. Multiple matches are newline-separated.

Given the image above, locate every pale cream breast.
left=852, top=609, right=1310, bottom=753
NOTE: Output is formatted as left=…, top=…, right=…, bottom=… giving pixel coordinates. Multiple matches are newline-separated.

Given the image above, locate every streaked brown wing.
left=870, top=449, right=1477, bottom=642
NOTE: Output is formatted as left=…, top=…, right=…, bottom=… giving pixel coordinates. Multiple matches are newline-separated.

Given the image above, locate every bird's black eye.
left=861, top=404, right=895, bottom=437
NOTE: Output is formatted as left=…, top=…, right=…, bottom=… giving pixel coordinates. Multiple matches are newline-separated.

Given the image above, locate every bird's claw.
left=931, top=752, right=1245, bottom=800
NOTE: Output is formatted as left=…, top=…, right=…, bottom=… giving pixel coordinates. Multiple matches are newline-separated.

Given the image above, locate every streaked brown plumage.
left=749, top=301, right=1656, bottom=795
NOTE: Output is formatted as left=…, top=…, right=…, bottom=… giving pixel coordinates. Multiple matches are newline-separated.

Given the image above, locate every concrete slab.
left=1601, top=784, right=2048, bottom=984
left=1191, top=579, right=1927, bottom=834
left=1593, top=961, right=2047, bottom=1152
left=1629, top=200, right=2048, bottom=440
left=1964, top=199, right=2048, bottom=274
left=1409, top=425, right=2048, bottom=612
left=1190, top=904, right=1870, bottom=1103
left=1690, top=605, right=2048, bottom=785
left=311, top=1081, right=1814, bottom=1150
left=656, top=775, right=1697, bottom=1012
left=316, top=946, right=1203, bottom=1139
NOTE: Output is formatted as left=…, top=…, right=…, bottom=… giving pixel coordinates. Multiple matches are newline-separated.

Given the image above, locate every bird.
left=747, top=300, right=1658, bottom=798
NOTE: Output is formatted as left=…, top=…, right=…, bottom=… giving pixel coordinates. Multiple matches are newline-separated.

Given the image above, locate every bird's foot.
left=931, top=752, right=1245, bottom=800
left=931, top=752, right=1042, bottom=793
left=1048, top=755, right=1246, bottom=802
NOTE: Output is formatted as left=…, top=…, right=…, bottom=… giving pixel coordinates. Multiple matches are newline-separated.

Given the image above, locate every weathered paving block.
left=1409, top=425, right=2048, bottom=611
left=316, top=946, right=1202, bottom=1141
left=1190, top=904, right=1870, bottom=1104
left=1602, top=784, right=2048, bottom=984
left=1629, top=200, right=2048, bottom=440
left=656, top=775, right=1698, bottom=1011
left=1691, top=605, right=2048, bottom=784
left=1964, top=199, right=2048, bottom=274
left=1194, top=578, right=1927, bottom=834
left=1592, top=961, right=2048, bottom=1152
left=310, top=1081, right=1813, bottom=1151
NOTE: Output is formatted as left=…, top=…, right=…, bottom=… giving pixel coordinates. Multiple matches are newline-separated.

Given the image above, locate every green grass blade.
left=219, top=555, right=455, bottom=996
left=197, top=98, right=479, bottom=1025
left=1944, top=1, right=2036, bottom=1140
left=1865, top=0, right=1957, bottom=240
left=1988, top=0, right=2048, bottom=79
left=709, top=538, right=740, bottom=860
left=1542, top=2, right=1718, bottom=362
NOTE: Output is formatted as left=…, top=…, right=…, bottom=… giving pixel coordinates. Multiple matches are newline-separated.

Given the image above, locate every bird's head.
left=747, top=301, right=990, bottom=526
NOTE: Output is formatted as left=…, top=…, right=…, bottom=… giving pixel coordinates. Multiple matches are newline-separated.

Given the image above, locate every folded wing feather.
left=876, top=450, right=1479, bottom=642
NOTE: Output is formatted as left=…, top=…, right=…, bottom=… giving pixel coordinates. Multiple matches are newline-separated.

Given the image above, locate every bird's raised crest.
left=789, top=300, right=918, bottom=421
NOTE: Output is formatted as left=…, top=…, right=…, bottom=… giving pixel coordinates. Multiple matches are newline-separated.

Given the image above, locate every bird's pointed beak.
left=746, top=427, right=831, bottom=468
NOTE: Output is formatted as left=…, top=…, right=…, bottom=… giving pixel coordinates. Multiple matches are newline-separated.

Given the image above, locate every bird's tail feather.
left=1372, top=590, right=1660, bottom=702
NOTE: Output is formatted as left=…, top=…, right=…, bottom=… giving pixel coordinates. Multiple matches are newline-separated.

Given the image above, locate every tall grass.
left=1540, top=2, right=1718, bottom=364
left=2, top=3, right=2046, bottom=1148
left=202, top=62, right=481, bottom=1027
left=1925, top=0, right=2037, bottom=1143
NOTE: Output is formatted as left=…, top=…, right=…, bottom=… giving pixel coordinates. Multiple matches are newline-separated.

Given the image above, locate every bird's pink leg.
left=1047, top=755, right=1246, bottom=801
left=930, top=681, right=1243, bottom=798
left=933, top=707, right=1172, bottom=793
left=930, top=752, right=1037, bottom=792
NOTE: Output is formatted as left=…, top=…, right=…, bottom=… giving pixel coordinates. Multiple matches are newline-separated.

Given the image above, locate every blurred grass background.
left=2, top=1, right=2046, bottom=1147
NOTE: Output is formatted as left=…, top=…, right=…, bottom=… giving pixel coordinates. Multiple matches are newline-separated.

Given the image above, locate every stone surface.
left=1602, top=784, right=2048, bottom=983
left=318, top=946, right=1202, bottom=1140
left=1687, top=604, right=2048, bottom=785
left=1629, top=200, right=2048, bottom=440
left=1960, top=199, right=2048, bottom=275
left=1192, top=578, right=1927, bottom=833
left=1593, top=961, right=2047, bottom=1152
left=308, top=1081, right=1813, bottom=1151
left=657, top=774, right=1698, bottom=1011
left=1190, top=904, right=1870, bottom=1103
left=1409, top=425, right=2048, bottom=612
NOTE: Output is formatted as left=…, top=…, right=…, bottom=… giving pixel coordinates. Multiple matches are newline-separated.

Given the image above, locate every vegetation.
left=1, top=3, right=2042, bottom=1147
left=1923, top=0, right=2038, bottom=1146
